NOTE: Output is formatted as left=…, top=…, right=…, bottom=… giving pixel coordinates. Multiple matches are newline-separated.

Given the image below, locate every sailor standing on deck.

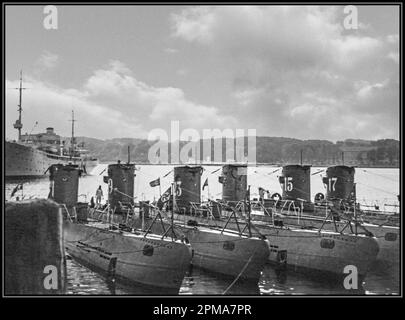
left=96, top=185, right=103, bottom=206
left=258, top=187, right=265, bottom=204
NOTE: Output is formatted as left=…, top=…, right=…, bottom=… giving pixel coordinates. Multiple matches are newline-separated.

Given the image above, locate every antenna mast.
left=69, top=110, right=77, bottom=159
left=13, top=71, right=27, bottom=142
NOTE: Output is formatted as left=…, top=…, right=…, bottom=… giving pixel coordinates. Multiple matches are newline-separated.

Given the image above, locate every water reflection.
left=66, top=258, right=260, bottom=295
left=66, top=258, right=112, bottom=295
left=259, top=266, right=365, bottom=295
left=180, top=265, right=260, bottom=295
left=363, top=265, right=400, bottom=295
left=66, top=257, right=399, bottom=296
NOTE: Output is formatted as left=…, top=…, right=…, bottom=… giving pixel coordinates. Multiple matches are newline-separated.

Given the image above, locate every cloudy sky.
left=5, top=5, right=400, bottom=141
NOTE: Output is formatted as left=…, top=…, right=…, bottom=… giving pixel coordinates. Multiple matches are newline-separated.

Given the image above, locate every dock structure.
left=5, top=199, right=66, bottom=295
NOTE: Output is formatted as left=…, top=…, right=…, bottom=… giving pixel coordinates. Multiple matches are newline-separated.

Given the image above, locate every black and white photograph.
left=3, top=3, right=401, bottom=300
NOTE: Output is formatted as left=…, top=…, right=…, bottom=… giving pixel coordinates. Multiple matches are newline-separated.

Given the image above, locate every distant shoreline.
left=97, top=161, right=399, bottom=169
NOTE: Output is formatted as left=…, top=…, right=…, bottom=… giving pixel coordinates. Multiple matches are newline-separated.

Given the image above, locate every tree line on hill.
left=75, top=136, right=399, bottom=167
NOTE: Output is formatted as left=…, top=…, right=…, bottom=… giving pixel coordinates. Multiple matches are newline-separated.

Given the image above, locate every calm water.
left=64, top=258, right=399, bottom=295
left=5, top=165, right=400, bottom=295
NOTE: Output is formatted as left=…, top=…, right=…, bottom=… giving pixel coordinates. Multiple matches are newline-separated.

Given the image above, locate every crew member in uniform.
left=96, top=185, right=103, bottom=206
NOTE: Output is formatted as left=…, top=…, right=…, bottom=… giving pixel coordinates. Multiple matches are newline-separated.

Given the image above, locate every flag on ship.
left=11, top=183, right=23, bottom=197
left=149, top=177, right=160, bottom=187
left=157, top=186, right=172, bottom=209
left=160, top=186, right=172, bottom=202
left=202, top=178, right=208, bottom=190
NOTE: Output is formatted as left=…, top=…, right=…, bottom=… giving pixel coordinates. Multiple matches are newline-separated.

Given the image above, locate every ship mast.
left=69, top=110, right=76, bottom=159
left=13, top=71, right=27, bottom=142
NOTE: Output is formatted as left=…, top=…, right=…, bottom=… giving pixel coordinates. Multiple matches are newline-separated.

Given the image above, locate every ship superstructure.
left=5, top=72, right=98, bottom=178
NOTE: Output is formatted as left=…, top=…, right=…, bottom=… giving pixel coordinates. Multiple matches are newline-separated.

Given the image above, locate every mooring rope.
left=222, top=251, right=255, bottom=295
left=113, top=188, right=138, bottom=200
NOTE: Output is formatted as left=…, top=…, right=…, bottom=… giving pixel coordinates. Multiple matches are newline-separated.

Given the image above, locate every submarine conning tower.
left=173, top=165, right=203, bottom=214
left=219, top=164, right=248, bottom=204
left=48, top=163, right=80, bottom=207
left=103, top=162, right=135, bottom=212
left=279, top=165, right=311, bottom=203
left=323, top=165, right=355, bottom=202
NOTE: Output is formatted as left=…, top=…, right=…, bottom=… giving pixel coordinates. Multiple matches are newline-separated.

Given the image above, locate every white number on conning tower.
left=283, top=177, right=293, bottom=192
left=108, top=179, right=113, bottom=194
left=328, top=177, right=338, bottom=192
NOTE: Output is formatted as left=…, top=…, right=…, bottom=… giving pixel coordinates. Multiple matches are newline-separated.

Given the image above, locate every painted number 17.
left=327, top=177, right=338, bottom=192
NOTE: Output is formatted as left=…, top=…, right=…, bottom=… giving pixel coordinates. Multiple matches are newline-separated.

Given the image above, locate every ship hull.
left=174, top=225, right=269, bottom=281
left=165, top=212, right=379, bottom=281
left=258, top=225, right=379, bottom=282
left=252, top=212, right=399, bottom=273
left=5, top=141, right=98, bottom=178
left=362, top=224, right=399, bottom=272
left=63, top=220, right=191, bottom=293
left=131, top=218, right=269, bottom=282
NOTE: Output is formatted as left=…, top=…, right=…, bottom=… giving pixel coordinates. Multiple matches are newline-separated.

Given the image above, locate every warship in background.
left=5, top=72, right=98, bottom=178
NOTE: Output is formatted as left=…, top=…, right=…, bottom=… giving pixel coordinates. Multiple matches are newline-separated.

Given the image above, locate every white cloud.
left=170, top=6, right=399, bottom=140
left=6, top=76, right=141, bottom=140
left=164, top=48, right=179, bottom=54
left=386, top=34, right=399, bottom=44
left=385, top=34, right=399, bottom=64
left=172, top=6, right=216, bottom=44
left=176, top=69, right=188, bottom=76
left=330, top=36, right=382, bottom=69
left=387, top=52, right=399, bottom=64
left=36, top=51, right=59, bottom=70
left=356, top=80, right=388, bottom=100
left=232, top=88, right=265, bottom=107
left=6, top=61, right=237, bottom=140
left=6, top=7, right=398, bottom=142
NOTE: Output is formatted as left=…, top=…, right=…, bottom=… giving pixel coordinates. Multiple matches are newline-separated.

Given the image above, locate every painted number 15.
left=282, top=177, right=293, bottom=192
